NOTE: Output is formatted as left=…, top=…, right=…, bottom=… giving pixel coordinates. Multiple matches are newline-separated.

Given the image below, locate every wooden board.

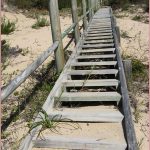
left=76, top=54, right=116, bottom=59
left=67, top=69, right=118, bottom=75
left=54, top=92, right=121, bottom=102
left=71, top=61, right=117, bottom=66
left=62, top=79, right=119, bottom=87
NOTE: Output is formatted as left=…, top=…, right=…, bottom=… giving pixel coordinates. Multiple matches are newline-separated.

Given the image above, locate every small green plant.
left=20, top=48, right=29, bottom=56
left=1, top=17, right=16, bottom=34
left=121, top=31, right=130, bottom=38
left=137, top=138, right=144, bottom=150
left=1, top=40, right=10, bottom=70
left=32, top=16, right=49, bottom=29
left=132, top=15, right=142, bottom=21
left=132, top=58, right=147, bottom=79
left=28, top=109, right=80, bottom=137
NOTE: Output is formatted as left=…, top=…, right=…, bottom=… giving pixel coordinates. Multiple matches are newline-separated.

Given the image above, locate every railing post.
left=82, top=0, right=87, bottom=31
left=71, top=0, right=80, bottom=44
left=91, top=0, right=94, bottom=16
left=49, top=0, right=65, bottom=73
left=88, top=0, right=92, bottom=22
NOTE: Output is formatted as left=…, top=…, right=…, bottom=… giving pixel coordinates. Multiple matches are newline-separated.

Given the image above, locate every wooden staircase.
left=20, top=7, right=129, bottom=150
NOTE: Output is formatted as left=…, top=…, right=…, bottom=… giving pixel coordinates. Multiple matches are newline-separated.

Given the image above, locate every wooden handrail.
left=1, top=41, right=59, bottom=101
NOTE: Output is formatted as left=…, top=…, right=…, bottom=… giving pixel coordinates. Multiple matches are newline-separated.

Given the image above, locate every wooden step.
left=84, top=39, right=113, bottom=44
left=88, top=28, right=112, bottom=32
left=49, top=106, right=123, bottom=122
left=67, top=69, right=118, bottom=76
left=33, top=122, right=127, bottom=149
left=71, top=61, right=117, bottom=67
left=76, top=54, right=116, bottom=59
left=54, top=92, right=121, bottom=102
left=78, top=48, right=115, bottom=53
left=86, top=33, right=113, bottom=37
left=81, top=43, right=114, bottom=49
left=87, top=30, right=112, bottom=34
left=89, top=26, right=111, bottom=29
left=62, top=79, right=119, bottom=87
left=85, top=36, right=113, bottom=40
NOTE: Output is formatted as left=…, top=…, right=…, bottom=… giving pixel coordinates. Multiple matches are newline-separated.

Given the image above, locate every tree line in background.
left=6, top=0, right=81, bottom=9
left=5, top=0, right=149, bottom=12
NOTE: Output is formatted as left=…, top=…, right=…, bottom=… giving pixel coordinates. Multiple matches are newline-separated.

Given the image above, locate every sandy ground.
left=1, top=8, right=149, bottom=150
left=117, top=18, right=149, bottom=64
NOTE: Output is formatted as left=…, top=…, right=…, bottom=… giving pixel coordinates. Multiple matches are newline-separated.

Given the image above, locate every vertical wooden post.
left=49, top=0, right=65, bottom=73
left=82, top=0, right=87, bottom=31
left=71, top=0, right=80, bottom=44
left=123, top=59, right=132, bottom=82
left=91, top=0, right=94, bottom=16
left=115, top=26, right=121, bottom=45
left=88, top=0, right=92, bottom=22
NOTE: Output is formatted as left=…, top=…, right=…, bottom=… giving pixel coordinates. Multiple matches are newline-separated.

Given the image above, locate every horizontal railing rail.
left=1, top=41, right=59, bottom=101
left=61, top=10, right=89, bottom=39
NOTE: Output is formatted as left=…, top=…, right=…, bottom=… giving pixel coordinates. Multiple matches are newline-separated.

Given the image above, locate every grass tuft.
left=28, top=108, right=80, bottom=138
left=32, top=16, right=49, bottom=29
left=1, top=17, right=16, bottom=34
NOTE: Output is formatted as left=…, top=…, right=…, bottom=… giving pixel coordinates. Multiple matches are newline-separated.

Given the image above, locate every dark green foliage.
left=132, top=59, right=147, bottom=78
left=1, top=17, right=16, bottom=34
left=132, top=15, right=142, bottom=21
left=9, top=0, right=81, bottom=10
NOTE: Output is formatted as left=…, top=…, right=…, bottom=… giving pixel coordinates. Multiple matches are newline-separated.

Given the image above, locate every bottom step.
left=33, top=122, right=127, bottom=150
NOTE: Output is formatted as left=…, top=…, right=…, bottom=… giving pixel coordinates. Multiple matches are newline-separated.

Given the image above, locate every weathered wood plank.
left=76, top=54, right=116, bottom=59
left=78, top=48, right=115, bottom=53
left=87, top=28, right=112, bottom=32
left=84, top=39, right=113, bottom=44
left=82, top=43, right=114, bottom=48
left=67, top=69, right=118, bottom=76
left=54, top=92, right=121, bottom=102
left=62, top=79, right=119, bottom=87
left=85, top=36, right=113, bottom=40
left=87, top=30, right=112, bottom=34
left=86, top=33, right=113, bottom=36
left=49, top=110, right=123, bottom=122
left=71, top=61, right=117, bottom=66
left=33, top=136, right=127, bottom=149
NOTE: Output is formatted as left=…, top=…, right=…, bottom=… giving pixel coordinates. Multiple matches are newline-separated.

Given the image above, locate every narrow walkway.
left=20, top=8, right=127, bottom=150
